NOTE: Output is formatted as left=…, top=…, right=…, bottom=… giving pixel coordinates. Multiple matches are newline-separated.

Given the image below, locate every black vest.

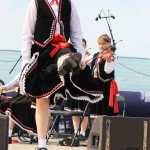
left=91, top=52, right=115, bottom=81
left=34, top=0, right=71, bottom=47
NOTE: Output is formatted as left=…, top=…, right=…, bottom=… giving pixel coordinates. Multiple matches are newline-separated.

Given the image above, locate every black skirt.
left=20, top=45, right=103, bottom=104
left=0, top=99, right=10, bottom=114
left=64, top=96, right=88, bottom=112
left=90, top=79, right=117, bottom=116
left=5, top=94, right=37, bottom=134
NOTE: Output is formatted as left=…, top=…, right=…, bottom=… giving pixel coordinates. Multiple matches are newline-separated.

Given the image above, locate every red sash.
left=50, top=34, right=70, bottom=58
left=109, top=80, right=119, bottom=113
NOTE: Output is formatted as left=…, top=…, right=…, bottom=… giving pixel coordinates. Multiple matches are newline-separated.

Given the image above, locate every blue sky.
left=0, top=0, right=150, bottom=58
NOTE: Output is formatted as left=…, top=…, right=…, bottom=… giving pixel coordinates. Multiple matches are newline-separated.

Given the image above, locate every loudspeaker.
left=87, top=116, right=150, bottom=150
left=0, top=114, right=9, bottom=150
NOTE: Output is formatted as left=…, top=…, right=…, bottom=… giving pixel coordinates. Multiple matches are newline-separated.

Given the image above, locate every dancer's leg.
left=8, top=119, right=15, bottom=137
left=72, top=116, right=88, bottom=135
left=8, top=119, right=15, bottom=144
left=72, top=116, right=80, bottom=134
left=36, top=98, right=49, bottom=149
left=80, top=117, right=88, bottom=136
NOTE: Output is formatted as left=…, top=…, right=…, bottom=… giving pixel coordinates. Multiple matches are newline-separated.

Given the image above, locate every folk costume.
left=6, top=95, right=37, bottom=134
left=0, top=75, right=37, bottom=134
left=19, top=0, right=103, bottom=104
left=90, top=52, right=119, bottom=116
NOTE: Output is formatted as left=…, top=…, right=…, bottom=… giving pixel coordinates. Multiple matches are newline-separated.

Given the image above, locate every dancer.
left=20, top=0, right=103, bottom=150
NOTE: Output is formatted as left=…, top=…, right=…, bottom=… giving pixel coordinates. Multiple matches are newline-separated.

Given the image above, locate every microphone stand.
left=9, top=56, right=22, bottom=74
left=105, top=16, right=116, bottom=52
left=97, top=10, right=116, bottom=52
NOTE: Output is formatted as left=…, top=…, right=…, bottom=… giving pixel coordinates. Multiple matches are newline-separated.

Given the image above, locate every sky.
left=0, top=0, right=150, bottom=58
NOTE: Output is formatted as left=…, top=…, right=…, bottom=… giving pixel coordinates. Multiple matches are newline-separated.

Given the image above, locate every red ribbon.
left=50, top=0, right=59, bottom=5
left=109, top=80, right=119, bottom=113
left=50, top=34, right=70, bottom=58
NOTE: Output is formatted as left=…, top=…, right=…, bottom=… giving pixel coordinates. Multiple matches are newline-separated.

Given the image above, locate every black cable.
left=9, top=56, right=22, bottom=74
left=118, top=62, right=150, bottom=77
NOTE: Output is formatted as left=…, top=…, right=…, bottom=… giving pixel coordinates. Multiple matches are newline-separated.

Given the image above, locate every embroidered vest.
left=33, top=0, right=71, bottom=48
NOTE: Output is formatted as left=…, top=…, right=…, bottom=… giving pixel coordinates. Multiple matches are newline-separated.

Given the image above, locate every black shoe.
left=58, top=138, right=70, bottom=146
left=58, top=52, right=82, bottom=76
left=78, top=134, right=87, bottom=141
left=31, top=135, right=38, bottom=143
left=8, top=137, right=12, bottom=144
left=68, top=138, right=80, bottom=146
left=72, top=138, right=80, bottom=146
left=58, top=137, right=80, bottom=146
left=35, top=148, right=47, bottom=150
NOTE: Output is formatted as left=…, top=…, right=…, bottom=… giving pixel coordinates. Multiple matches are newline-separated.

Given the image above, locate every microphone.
left=95, top=16, right=99, bottom=21
left=95, top=10, right=102, bottom=21
left=111, top=15, right=115, bottom=19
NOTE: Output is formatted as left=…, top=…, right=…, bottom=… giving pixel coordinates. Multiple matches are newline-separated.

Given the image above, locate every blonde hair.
left=97, top=34, right=111, bottom=44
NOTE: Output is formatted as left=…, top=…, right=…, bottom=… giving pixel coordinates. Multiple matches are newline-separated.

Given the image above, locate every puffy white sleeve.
left=104, top=54, right=118, bottom=74
left=70, top=1, right=85, bottom=61
left=21, top=0, right=37, bottom=67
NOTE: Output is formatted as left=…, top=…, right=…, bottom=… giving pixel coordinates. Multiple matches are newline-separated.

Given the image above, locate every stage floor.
left=8, top=137, right=87, bottom=150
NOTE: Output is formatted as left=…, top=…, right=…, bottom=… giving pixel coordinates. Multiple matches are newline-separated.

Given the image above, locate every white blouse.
left=21, top=0, right=85, bottom=66
left=104, top=54, right=118, bottom=74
